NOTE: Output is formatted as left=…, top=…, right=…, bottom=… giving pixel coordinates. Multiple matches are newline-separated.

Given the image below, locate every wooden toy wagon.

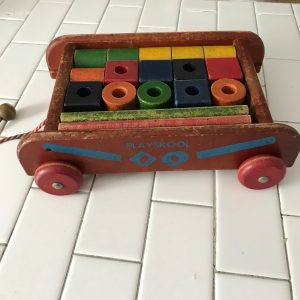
left=17, top=32, right=300, bottom=195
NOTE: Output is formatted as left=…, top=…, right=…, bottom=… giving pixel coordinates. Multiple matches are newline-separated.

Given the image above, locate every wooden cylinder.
left=211, top=78, right=246, bottom=106
left=137, top=80, right=172, bottom=109
left=102, top=81, right=137, bottom=111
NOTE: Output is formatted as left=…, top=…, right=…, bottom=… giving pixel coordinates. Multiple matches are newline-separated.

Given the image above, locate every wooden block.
left=205, top=57, right=243, bottom=82
left=137, top=81, right=172, bottom=109
left=61, top=105, right=249, bottom=122
left=107, top=48, right=138, bottom=60
left=59, top=115, right=252, bottom=131
left=174, top=79, right=211, bottom=108
left=74, top=49, right=107, bottom=68
left=102, top=82, right=137, bottom=111
left=173, top=59, right=207, bottom=80
left=139, top=60, right=173, bottom=84
left=203, top=46, right=236, bottom=58
left=172, top=46, right=204, bottom=59
left=211, top=78, right=246, bottom=106
left=139, top=47, right=171, bottom=60
left=105, top=60, right=138, bottom=85
left=70, top=68, right=105, bottom=82
left=63, top=81, right=103, bottom=112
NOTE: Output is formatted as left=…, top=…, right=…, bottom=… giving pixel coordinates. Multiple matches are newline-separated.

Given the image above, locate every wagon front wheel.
left=238, top=155, right=286, bottom=190
left=34, top=162, right=83, bottom=195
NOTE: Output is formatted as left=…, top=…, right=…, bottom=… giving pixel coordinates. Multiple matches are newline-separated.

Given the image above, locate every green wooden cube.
left=107, top=48, right=138, bottom=61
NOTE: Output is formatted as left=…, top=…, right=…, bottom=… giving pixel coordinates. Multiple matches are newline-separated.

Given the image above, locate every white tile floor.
left=0, top=0, right=299, bottom=299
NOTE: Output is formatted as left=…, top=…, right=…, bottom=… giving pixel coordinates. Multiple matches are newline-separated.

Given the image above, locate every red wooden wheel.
left=34, top=162, right=83, bottom=195
left=238, top=155, right=286, bottom=190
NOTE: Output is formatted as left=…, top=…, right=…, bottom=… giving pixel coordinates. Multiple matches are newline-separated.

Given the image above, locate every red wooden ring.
left=238, top=155, right=286, bottom=190
left=211, top=78, right=246, bottom=106
left=34, top=162, right=83, bottom=195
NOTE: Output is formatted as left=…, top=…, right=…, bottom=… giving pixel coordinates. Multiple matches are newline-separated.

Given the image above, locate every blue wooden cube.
left=139, top=60, right=173, bottom=85
left=63, top=81, right=103, bottom=112
left=173, top=79, right=211, bottom=108
left=173, top=59, right=207, bottom=80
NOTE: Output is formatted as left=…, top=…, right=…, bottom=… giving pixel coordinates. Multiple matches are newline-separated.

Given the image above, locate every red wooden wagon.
left=17, top=32, right=300, bottom=195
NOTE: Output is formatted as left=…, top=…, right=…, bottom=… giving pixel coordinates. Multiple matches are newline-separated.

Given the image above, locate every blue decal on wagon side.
left=43, top=143, right=121, bottom=162
left=161, top=151, right=189, bottom=166
left=130, top=152, right=157, bottom=167
left=197, top=136, right=276, bottom=159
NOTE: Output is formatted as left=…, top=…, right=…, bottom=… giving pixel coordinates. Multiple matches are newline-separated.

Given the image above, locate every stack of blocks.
left=62, top=45, right=249, bottom=127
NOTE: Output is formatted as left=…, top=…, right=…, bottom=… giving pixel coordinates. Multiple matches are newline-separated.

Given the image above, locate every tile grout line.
left=277, top=185, right=295, bottom=300
left=58, top=175, right=96, bottom=300
left=138, top=25, right=176, bottom=30
left=134, top=172, right=156, bottom=300
left=252, top=1, right=259, bottom=34
left=254, top=2, right=271, bottom=111
left=255, top=12, right=294, bottom=16
left=12, top=41, right=48, bottom=45
left=264, top=57, right=300, bottom=62
left=73, top=252, right=141, bottom=265
left=253, top=1, right=261, bottom=37
left=0, top=16, right=24, bottom=21
left=291, top=4, right=300, bottom=33
left=40, top=0, right=74, bottom=4
left=0, top=96, right=19, bottom=101
left=109, top=4, right=144, bottom=9
left=151, top=198, right=213, bottom=209
left=30, top=186, right=91, bottom=196
left=176, top=0, right=183, bottom=32
left=281, top=213, right=300, bottom=218
left=212, top=170, right=217, bottom=300
left=0, top=245, right=5, bottom=263
left=95, top=0, right=113, bottom=33
left=62, top=21, right=98, bottom=25
left=274, top=120, right=300, bottom=125
left=260, top=67, right=269, bottom=104
left=216, top=270, right=290, bottom=282
left=134, top=0, right=145, bottom=34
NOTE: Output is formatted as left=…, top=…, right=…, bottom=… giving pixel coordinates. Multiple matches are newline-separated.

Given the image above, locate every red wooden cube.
left=105, top=60, right=138, bottom=85
left=205, top=57, right=243, bottom=82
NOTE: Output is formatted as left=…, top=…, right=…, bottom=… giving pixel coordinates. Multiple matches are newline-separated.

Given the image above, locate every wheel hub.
left=52, top=182, right=64, bottom=190
left=258, top=176, right=270, bottom=184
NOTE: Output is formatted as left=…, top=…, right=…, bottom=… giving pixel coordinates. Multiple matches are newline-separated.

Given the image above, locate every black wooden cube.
left=173, top=59, right=207, bottom=80
left=63, top=81, right=103, bottom=112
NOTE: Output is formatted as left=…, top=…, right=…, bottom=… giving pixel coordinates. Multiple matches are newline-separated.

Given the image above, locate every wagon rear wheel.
left=34, top=162, right=83, bottom=195
left=238, top=155, right=286, bottom=190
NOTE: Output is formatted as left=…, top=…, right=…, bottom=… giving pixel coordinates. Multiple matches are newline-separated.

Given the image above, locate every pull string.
left=0, top=119, right=47, bottom=144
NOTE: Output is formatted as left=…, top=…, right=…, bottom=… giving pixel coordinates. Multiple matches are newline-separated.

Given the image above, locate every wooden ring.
left=102, top=81, right=137, bottom=111
left=211, top=78, right=246, bottom=106
left=137, top=80, right=172, bottom=109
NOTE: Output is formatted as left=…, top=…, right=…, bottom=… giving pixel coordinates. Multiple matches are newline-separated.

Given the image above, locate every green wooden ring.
left=74, top=49, right=107, bottom=68
left=137, top=81, right=172, bottom=109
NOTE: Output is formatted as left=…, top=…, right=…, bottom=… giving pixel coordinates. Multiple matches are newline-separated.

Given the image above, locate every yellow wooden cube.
left=203, top=46, right=236, bottom=58
left=172, top=46, right=204, bottom=59
left=139, top=47, right=171, bottom=60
